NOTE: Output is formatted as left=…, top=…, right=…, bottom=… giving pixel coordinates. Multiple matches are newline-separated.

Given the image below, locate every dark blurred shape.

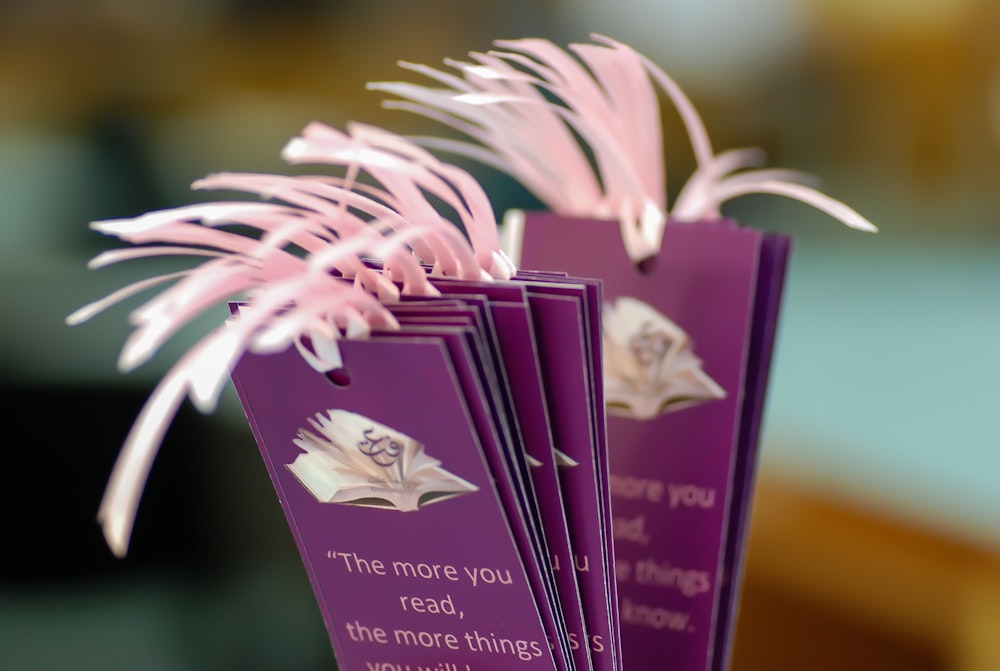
left=735, top=578, right=942, bottom=671
left=0, top=384, right=334, bottom=670
left=227, top=0, right=328, bottom=15
left=87, top=110, right=166, bottom=221
left=1, top=386, right=220, bottom=582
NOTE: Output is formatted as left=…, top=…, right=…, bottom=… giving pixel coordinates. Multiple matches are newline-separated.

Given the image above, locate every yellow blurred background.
left=1, top=1, right=997, bottom=670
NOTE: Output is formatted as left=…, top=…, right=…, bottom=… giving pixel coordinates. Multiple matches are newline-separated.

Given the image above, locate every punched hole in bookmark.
left=294, top=331, right=352, bottom=388
left=325, top=367, right=353, bottom=388
left=636, top=255, right=658, bottom=275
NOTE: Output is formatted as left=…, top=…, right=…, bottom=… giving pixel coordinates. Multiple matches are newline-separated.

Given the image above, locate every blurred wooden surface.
left=732, top=477, right=1000, bottom=671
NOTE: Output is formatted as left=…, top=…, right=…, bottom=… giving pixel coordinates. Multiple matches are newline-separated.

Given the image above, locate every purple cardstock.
left=489, top=301, right=593, bottom=671
left=518, top=275, right=620, bottom=671
left=390, top=300, right=576, bottom=671
left=231, top=334, right=558, bottom=671
left=376, top=323, right=572, bottom=671
left=524, top=290, right=619, bottom=671
left=710, top=235, right=791, bottom=671
left=428, top=281, right=593, bottom=671
left=519, top=213, right=786, bottom=671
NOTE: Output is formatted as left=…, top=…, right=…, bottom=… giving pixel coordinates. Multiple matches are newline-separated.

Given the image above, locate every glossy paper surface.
left=519, top=213, right=788, bottom=671
left=232, top=335, right=559, bottom=671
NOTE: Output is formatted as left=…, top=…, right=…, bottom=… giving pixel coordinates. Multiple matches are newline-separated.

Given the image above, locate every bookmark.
left=521, top=215, right=765, bottom=671
left=430, top=281, right=600, bottom=671
left=373, top=34, right=874, bottom=671
left=231, top=330, right=558, bottom=671
left=68, top=122, right=580, bottom=671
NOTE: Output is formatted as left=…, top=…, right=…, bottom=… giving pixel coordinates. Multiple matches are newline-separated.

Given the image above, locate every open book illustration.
left=288, top=410, right=478, bottom=511
left=603, top=297, right=725, bottom=420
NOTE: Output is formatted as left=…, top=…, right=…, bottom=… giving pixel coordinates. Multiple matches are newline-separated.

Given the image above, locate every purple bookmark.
left=231, top=334, right=558, bottom=671
left=520, top=213, right=772, bottom=671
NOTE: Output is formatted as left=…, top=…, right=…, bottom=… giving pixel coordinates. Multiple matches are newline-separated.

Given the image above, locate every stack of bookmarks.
left=70, top=36, right=874, bottom=671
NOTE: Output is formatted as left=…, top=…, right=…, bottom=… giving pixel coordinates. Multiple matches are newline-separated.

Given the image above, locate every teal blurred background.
left=1, top=1, right=997, bottom=669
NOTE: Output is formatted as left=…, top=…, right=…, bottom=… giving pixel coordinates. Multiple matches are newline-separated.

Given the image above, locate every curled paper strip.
left=68, top=124, right=508, bottom=556
left=371, top=34, right=876, bottom=262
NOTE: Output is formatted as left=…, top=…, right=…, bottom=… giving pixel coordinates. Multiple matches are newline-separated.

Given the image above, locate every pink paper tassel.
left=71, top=124, right=509, bottom=555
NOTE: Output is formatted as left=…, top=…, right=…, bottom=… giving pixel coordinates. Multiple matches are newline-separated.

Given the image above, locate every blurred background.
left=1, top=0, right=998, bottom=669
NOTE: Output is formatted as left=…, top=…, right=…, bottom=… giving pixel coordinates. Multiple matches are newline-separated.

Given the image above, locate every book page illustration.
left=288, top=410, right=478, bottom=511
left=603, top=297, right=726, bottom=420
